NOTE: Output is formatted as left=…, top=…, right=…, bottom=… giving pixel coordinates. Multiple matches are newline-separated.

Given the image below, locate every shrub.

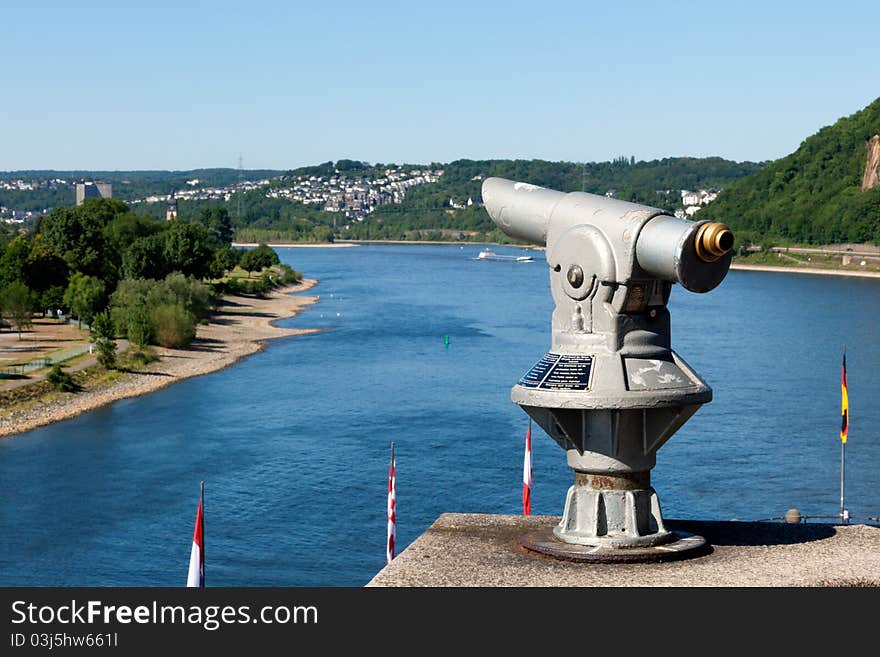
left=90, top=310, right=117, bottom=370
left=151, top=303, right=195, bottom=348
left=279, top=264, right=301, bottom=285
left=127, top=303, right=153, bottom=348
left=225, top=277, right=269, bottom=296
left=110, top=278, right=154, bottom=336
left=152, top=273, right=213, bottom=320
left=125, top=349, right=159, bottom=368
left=110, top=275, right=207, bottom=348
left=46, top=364, right=76, bottom=392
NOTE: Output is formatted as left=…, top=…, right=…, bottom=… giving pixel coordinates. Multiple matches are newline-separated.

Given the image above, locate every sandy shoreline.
left=0, top=280, right=320, bottom=439
left=729, top=263, right=880, bottom=279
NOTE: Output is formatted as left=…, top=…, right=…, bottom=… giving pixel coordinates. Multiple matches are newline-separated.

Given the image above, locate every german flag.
left=840, top=351, right=849, bottom=444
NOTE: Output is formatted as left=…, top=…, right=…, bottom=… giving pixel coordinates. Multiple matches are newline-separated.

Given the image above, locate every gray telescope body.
left=482, top=178, right=733, bottom=557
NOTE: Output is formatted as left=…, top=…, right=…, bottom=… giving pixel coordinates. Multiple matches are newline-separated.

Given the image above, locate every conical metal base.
left=555, top=485, right=672, bottom=547
left=519, top=528, right=708, bottom=563
left=520, top=471, right=709, bottom=563
left=554, top=472, right=672, bottom=547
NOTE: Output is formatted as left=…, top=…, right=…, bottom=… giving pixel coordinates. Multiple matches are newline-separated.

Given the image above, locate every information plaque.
left=518, top=353, right=593, bottom=391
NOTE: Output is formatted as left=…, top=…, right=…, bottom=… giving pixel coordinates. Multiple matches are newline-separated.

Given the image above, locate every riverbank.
left=335, top=239, right=541, bottom=249
left=0, top=279, right=320, bottom=438
left=231, top=242, right=356, bottom=248
left=729, top=263, right=880, bottom=278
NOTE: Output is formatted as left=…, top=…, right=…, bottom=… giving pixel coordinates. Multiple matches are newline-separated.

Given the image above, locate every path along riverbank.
left=729, top=263, right=880, bottom=278
left=0, top=280, right=319, bottom=438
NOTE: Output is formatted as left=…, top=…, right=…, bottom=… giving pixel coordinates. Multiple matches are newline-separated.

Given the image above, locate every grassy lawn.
left=222, top=264, right=290, bottom=281
left=0, top=363, right=126, bottom=418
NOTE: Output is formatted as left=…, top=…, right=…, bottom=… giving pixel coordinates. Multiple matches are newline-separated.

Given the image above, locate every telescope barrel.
left=481, top=177, right=733, bottom=293
left=635, top=216, right=733, bottom=292
left=481, top=178, right=564, bottom=245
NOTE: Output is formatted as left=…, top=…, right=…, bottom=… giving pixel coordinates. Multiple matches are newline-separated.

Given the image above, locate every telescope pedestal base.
left=525, top=470, right=708, bottom=562
left=519, top=528, right=707, bottom=564
left=554, top=472, right=674, bottom=546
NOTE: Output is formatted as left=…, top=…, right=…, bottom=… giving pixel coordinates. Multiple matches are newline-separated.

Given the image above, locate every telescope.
left=482, top=177, right=733, bottom=562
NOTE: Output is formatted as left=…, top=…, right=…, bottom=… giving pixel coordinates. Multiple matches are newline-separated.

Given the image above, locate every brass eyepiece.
left=694, top=222, right=734, bottom=262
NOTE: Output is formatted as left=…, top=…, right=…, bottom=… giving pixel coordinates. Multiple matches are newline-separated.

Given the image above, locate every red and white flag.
left=523, top=419, right=532, bottom=516
left=187, top=483, right=205, bottom=587
left=386, top=443, right=396, bottom=564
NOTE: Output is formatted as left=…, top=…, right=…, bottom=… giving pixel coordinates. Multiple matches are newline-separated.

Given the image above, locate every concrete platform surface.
left=367, top=513, right=880, bottom=587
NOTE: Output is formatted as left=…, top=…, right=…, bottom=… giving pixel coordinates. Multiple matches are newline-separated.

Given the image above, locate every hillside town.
left=265, top=167, right=443, bottom=221
left=2, top=169, right=722, bottom=226
left=1, top=167, right=444, bottom=224
left=0, top=177, right=69, bottom=223
left=131, top=167, right=444, bottom=221
left=132, top=178, right=272, bottom=207
left=678, top=188, right=720, bottom=217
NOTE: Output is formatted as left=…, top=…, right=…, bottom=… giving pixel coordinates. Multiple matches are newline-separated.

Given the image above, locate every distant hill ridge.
left=344, top=156, right=764, bottom=241
left=2, top=157, right=763, bottom=244
left=704, top=97, right=880, bottom=244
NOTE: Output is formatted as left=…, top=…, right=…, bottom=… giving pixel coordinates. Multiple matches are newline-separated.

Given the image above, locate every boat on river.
left=476, top=248, right=533, bottom=262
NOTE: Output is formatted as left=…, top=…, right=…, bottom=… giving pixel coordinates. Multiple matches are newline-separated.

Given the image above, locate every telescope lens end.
left=695, top=222, right=733, bottom=262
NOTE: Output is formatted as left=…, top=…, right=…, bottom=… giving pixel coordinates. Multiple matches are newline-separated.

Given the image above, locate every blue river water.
left=1, top=244, right=879, bottom=586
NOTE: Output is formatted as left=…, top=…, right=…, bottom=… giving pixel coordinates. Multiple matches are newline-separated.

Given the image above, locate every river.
left=1, top=244, right=878, bottom=585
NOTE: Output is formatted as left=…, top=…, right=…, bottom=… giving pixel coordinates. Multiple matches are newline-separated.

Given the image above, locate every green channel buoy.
left=444, top=335, right=450, bottom=347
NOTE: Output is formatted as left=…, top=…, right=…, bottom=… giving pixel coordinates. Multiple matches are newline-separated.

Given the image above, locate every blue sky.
left=3, top=1, right=878, bottom=170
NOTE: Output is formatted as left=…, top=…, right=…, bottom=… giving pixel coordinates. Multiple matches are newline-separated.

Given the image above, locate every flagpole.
left=200, top=480, right=205, bottom=586
left=839, top=346, right=848, bottom=525
left=387, top=442, right=396, bottom=564
left=839, top=442, right=845, bottom=523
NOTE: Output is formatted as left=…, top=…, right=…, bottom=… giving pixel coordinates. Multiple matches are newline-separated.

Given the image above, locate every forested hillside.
left=705, top=97, right=880, bottom=244
left=342, top=157, right=763, bottom=241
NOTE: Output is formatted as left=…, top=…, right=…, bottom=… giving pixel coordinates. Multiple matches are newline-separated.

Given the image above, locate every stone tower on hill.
left=75, top=182, right=112, bottom=205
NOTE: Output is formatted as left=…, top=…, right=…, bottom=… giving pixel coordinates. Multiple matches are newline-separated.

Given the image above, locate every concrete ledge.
left=367, top=513, right=880, bottom=587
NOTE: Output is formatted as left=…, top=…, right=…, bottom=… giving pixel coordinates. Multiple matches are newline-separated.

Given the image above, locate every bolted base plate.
left=519, top=528, right=709, bottom=564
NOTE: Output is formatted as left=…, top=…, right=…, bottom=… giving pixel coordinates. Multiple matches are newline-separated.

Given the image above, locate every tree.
left=197, top=207, right=234, bottom=246
left=90, top=310, right=117, bottom=369
left=25, top=234, right=68, bottom=297
left=122, top=234, right=167, bottom=280
left=162, top=219, right=214, bottom=279
left=1, top=281, right=35, bottom=339
left=103, top=211, right=160, bottom=277
left=239, top=244, right=279, bottom=278
left=63, top=273, right=105, bottom=328
left=0, top=235, right=30, bottom=287
left=41, top=286, right=66, bottom=315
left=208, top=245, right=240, bottom=279
left=37, top=204, right=107, bottom=278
